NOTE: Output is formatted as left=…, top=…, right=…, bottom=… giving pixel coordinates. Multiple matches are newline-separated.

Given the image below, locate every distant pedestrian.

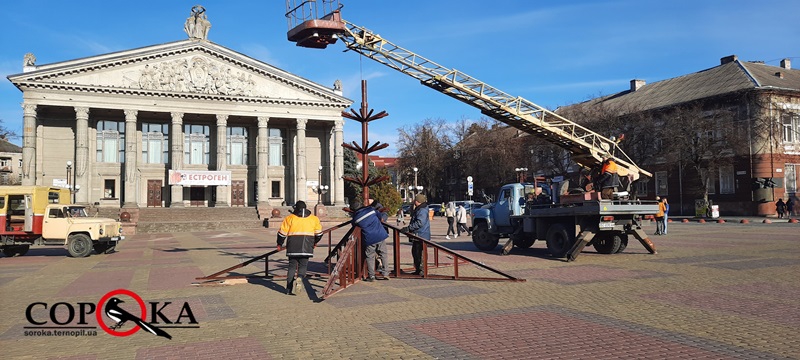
left=351, top=198, right=390, bottom=282
left=776, top=198, right=786, bottom=219
left=396, top=208, right=405, bottom=227
left=456, top=204, right=470, bottom=237
left=401, top=194, right=430, bottom=275
left=787, top=197, right=795, bottom=217
left=662, top=197, right=670, bottom=235
left=276, top=201, right=322, bottom=296
left=654, top=196, right=665, bottom=235
left=445, top=203, right=456, bottom=239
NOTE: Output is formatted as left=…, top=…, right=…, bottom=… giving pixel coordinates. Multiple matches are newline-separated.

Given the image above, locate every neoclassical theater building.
left=8, top=9, right=351, bottom=210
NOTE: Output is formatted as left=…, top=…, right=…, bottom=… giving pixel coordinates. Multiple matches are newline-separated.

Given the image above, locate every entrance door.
left=190, top=186, right=205, bottom=207
left=147, top=180, right=162, bottom=207
left=231, top=181, right=245, bottom=207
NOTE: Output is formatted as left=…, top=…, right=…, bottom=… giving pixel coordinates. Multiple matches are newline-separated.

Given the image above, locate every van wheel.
left=93, top=243, right=116, bottom=254
left=593, top=233, right=622, bottom=254
left=67, top=234, right=93, bottom=258
left=2, top=245, right=30, bottom=257
left=472, top=222, right=499, bottom=251
left=546, top=223, right=573, bottom=258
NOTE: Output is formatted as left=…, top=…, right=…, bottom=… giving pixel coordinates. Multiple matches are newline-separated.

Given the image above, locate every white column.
left=21, top=103, right=37, bottom=186
left=74, top=107, right=90, bottom=204
left=334, top=119, right=345, bottom=206
left=295, top=118, right=308, bottom=203
left=215, top=114, right=229, bottom=206
left=123, top=109, right=138, bottom=208
left=170, top=112, right=184, bottom=207
left=257, top=116, right=269, bottom=207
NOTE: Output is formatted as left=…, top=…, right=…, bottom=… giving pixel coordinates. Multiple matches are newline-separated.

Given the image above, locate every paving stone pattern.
left=1, top=217, right=798, bottom=359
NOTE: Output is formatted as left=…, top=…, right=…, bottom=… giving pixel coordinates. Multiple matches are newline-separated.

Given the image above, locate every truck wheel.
left=472, top=223, right=500, bottom=251
left=511, top=235, right=536, bottom=249
left=93, top=243, right=116, bottom=254
left=616, top=236, right=629, bottom=253
left=2, top=245, right=30, bottom=257
left=67, top=234, right=93, bottom=258
left=546, top=223, right=572, bottom=258
left=593, top=233, right=622, bottom=254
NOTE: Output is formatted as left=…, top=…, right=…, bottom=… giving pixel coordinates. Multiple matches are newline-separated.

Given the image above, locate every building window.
left=719, top=166, right=734, bottom=194
left=142, top=122, right=169, bottom=164
left=786, top=164, right=797, bottom=195
left=700, top=168, right=716, bottom=194
left=96, top=120, right=125, bottom=163
left=635, top=178, right=649, bottom=197
left=184, top=124, right=210, bottom=165
left=227, top=127, right=248, bottom=165
left=782, top=114, right=799, bottom=143
left=104, top=179, right=116, bottom=199
left=268, top=128, right=284, bottom=166
left=655, top=171, right=668, bottom=196
left=271, top=181, right=281, bottom=198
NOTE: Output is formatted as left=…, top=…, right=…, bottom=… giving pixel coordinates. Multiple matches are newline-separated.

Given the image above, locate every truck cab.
left=472, top=183, right=551, bottom=235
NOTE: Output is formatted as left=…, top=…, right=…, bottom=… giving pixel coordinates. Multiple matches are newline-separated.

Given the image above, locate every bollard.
left=789, top=218, right=798, bottom=224
left=762, top=219, right=772, bottom=224
left=717, top=219, right=725, bottom=223
left=698, top=219, right=706, bottom=223
left=682, top=219, right=689, bottom=223
left=740, top=219, right=749, bottom=224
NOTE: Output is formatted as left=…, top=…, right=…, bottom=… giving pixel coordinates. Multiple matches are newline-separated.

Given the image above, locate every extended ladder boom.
left=286, top=6, right=650, bottom=180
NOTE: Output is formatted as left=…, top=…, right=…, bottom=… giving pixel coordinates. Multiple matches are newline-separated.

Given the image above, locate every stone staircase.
left=135, top=207, right=263, bottom=233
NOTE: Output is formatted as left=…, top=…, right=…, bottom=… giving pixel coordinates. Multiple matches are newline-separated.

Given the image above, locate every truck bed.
left=513, top=200, right=659, bottom=218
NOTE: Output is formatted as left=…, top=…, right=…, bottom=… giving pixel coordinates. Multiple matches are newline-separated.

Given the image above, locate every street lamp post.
left=66, top=160, right=80, bottom=203
left=515, top=167, right=528, bottom=183
left=413, top=167, right=418, bottom=197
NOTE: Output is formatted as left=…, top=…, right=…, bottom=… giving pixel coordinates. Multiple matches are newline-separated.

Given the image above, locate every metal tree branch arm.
left=339, top=20, right=650, bottom=179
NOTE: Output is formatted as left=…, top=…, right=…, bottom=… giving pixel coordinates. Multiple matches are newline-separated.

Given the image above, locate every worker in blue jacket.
left=401, top=194, right=430, bottom=275
left=352, top=198, right=390, bottom=281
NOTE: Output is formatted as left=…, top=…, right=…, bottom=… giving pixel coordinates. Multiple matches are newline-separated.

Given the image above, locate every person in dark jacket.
left=352, top=198, right=390, bottom=281
left=401, top=194, right=430, bottom=275
left=277, top=201, right=322, bottom=295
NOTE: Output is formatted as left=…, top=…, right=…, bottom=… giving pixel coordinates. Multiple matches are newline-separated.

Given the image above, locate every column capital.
left=170, top=112, right=184, bottom=124
left=334, top=119, right=344, bottom=131
left=296, top=118, right=308, bottom=130
left=123, top=109, right=138, bottom=120
left=216, top=114, right=229, bottom=126
left=74, top=107, right=89, bottom=119
left=22, top=103, right=37, bottom=116
left=257, top=116, right=269, bottom=128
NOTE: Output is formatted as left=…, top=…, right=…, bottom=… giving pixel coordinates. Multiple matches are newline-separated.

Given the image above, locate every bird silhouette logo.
left=104, top=297, right=172, bottom=340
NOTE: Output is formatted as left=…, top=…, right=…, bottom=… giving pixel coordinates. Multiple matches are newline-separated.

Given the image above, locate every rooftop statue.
left=184, top=5, right=211, bottom=40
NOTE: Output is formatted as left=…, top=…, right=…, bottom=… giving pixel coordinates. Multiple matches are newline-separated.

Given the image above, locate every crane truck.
left=284, top=0, right=659, bottom=261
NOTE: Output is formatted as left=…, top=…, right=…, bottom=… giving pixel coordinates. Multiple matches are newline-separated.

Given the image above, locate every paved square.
left=1, top=218, right=798, bottom=359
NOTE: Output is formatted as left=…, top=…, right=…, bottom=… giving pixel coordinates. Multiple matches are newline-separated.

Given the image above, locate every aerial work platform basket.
left=286, top=0, right=345, bottom=48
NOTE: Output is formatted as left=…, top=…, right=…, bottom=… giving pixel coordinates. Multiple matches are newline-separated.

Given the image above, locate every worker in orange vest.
left=599, top=155, right=620, bottom=199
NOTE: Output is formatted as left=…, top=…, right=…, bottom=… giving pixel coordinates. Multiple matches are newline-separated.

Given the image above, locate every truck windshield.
left=66, top=207, right=88, bottom=218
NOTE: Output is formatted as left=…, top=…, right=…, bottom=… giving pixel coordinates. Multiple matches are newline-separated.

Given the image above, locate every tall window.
left=184, top=124, right=210, bottom=165
left=655, top=171, right=668, bottom=196
left=719, top=165, right=734, bottom=194
left=142, top=122, right=169, bottom=164
left=783, top=114, right=799, bottom=143
left=786, top=164, right=797, bottom=195
left=227, top=127, right=248, bottom=165
left=96, top=120, right=125, bottom=163
left=268, top=128, right=284, bottom=166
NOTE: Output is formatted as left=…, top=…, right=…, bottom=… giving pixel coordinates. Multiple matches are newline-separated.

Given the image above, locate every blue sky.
left=2, top=0, right=799, bottom=155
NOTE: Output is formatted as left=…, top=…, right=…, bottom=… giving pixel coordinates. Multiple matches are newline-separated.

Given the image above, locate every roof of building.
left=0, top=137, right=21, bottom=153
left=564, top=56, right=800, bottom=114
